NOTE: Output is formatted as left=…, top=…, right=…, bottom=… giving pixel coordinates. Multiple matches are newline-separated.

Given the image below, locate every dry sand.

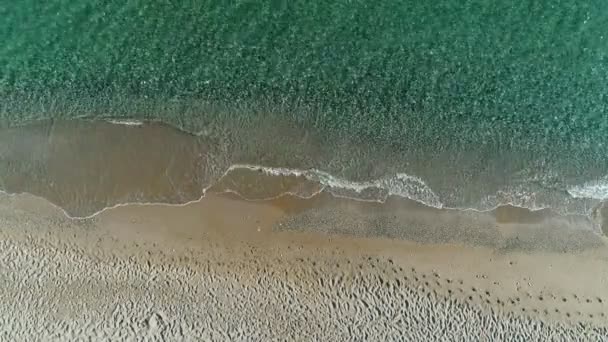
left=1, top=191, right=607, bottom=341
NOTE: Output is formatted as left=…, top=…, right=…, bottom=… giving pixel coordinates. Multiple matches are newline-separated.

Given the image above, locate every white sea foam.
left=480, top=189, right=550, bottom=212
left=568, top=180, right=608, bottom=200
left=225, top=164, right=443, bottom=208
left=107, top=119, right=144, bottom=126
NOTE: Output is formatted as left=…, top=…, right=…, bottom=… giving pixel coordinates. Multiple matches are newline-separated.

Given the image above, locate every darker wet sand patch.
left=268, top=192, right=604, bottom=253
left=494, top=205, right=551, bottom=224
left=599, top=202, right=608, bottom=237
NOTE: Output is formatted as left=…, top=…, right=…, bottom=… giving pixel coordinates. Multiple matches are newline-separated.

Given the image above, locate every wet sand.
left=1, top=191, right=607, bottom=340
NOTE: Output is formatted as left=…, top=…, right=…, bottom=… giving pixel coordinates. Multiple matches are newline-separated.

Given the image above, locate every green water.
left=1, top=0, right=608, bottom=215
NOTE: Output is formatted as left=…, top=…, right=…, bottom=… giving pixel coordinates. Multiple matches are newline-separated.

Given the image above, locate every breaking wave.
left=568, top=179, right=608, bottom=201
left=220, top=164, right=443, bottom=208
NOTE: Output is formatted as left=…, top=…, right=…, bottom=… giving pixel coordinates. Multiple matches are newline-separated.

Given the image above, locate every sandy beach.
left=1, top=189, right=607, bottom=340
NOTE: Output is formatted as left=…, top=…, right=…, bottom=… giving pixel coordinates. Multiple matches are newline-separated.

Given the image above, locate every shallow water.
left=1, top=1, right=608, bottom=221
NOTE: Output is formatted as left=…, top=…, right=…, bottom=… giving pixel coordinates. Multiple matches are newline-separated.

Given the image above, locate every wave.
left=173, top=165, right=608, bottom=236
left=106, top=119, right=145, bottom=126
left=217, top=165, right=604, bottom=223
left=221, top=164, right=443, bottom=209
left=568, top=179, right=608, bottom=201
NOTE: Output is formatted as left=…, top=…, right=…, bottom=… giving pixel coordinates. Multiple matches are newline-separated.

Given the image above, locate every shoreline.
left=1, top=184, right=604, bottom=251
left=0, top=119, right=605, bottom=223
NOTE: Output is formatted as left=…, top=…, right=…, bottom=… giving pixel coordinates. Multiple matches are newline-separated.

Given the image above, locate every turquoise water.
left=1, top=1, right=608, bottom=218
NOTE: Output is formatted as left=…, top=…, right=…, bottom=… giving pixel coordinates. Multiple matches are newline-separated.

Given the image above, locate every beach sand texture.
left=1, top=190, right=607, bottom=341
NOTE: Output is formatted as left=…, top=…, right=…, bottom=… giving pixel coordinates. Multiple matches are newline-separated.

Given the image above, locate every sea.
left=1, top=1, right=607, bottom=232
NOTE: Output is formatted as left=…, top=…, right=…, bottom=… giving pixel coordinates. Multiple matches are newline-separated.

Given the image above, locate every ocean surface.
left=1, top=1, right=608, bottom=227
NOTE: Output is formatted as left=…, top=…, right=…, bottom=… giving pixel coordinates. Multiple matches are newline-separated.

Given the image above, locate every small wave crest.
left=481, top=189, right=548, bottom=212
left=221, top=164, right=443, bottom=208
left=568, top=179, right=608, bottom=201
left=107, top=119, right=145, bottom=126
left=219, top=165, right=605, bottom=223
